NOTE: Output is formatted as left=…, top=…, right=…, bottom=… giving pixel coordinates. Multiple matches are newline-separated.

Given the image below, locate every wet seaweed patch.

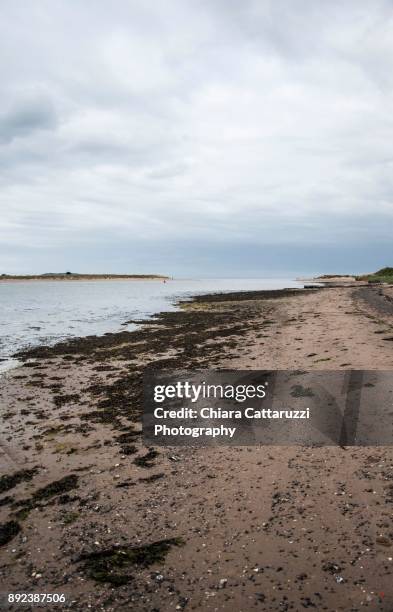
left=189, top=288, right=314, bottom=303
left=31, top=474, right=79, bottom=501
left=53, top=393, right=80, bottom=408
left=13, top=474, right=79, bottom=519
left=57, top=493, right=81, bottom=505
left=80, top=373, right=144, bottom=430
left=115, top=480, right=136, bottom=488
left=0, top=467, right=39, bottom=494
left=120, top=444, right=137, bottom=455
left=134, top=449, right=159, bottom=468
left=0, top=520, right=21, bottom=546
left=139, top=473, right=165, bottom=483
left=81, top=409, right=121, bottom=428
left=77, top=537, right=184, bottom=585
left=115, top=431, right=141, bottom=445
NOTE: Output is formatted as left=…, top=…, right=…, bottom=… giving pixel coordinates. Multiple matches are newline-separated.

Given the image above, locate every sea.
left=0, top=278, right=302, bottom=370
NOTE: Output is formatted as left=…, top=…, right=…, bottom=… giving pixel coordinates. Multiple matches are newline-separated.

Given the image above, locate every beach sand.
left=1, top=285, right=393, bottom=611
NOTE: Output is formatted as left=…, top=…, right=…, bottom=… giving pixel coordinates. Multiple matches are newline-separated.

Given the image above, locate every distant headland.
left=0, top=272, right=170, bottom=281
left=301, top=267, right=393, bottom=286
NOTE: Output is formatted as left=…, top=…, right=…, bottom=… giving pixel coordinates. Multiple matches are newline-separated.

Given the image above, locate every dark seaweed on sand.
left=13, top=474, right=79, bottom=519
left=0, top=520, right=21, bottom=546
left=77, top=537, right=184, bottom=585
left=32, top=474, right=79, bottom=501
left=134, top=449, right=159, bottom=468
left=0, top=467, right=39, bottom=494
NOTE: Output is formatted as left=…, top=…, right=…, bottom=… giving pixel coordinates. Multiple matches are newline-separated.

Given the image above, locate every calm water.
left=0, top=278, right=301, bottom=367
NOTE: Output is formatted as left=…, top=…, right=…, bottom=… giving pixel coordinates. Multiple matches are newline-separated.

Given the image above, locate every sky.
left=1, top=0, right=393, bottom=277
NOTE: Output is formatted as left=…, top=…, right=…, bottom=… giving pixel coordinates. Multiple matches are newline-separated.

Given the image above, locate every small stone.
left=376, top=535, right=391, bottom=547
left=218, top=578, right=228, bottom=589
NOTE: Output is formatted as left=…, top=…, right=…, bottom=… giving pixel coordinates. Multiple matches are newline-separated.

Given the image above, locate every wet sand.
left=1, top=285, right=393, bottom=611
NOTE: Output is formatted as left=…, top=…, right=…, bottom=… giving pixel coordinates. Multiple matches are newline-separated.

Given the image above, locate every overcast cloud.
left=1, top=0, right=393, bottom=276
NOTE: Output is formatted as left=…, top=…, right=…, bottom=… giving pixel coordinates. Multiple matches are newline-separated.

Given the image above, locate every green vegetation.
left=356, top=267, right=393, bottom=283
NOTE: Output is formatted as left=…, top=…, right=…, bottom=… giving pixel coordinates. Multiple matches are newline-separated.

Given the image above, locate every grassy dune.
left=356, top=266, right=393, bottom=283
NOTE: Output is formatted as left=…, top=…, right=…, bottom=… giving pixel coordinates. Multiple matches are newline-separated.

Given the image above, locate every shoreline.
left=0, top=279, right=304, bottom=375
left=1, top=285, right=393, bottom=610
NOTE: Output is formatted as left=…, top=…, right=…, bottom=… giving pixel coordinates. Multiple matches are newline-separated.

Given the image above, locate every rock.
left=376, top=535, right=392, bottom=547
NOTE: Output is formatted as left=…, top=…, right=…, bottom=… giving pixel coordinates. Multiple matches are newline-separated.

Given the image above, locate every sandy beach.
left=1, top=285, right=393, bottom=611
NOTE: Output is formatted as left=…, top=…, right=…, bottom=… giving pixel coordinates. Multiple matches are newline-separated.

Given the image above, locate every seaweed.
left=0, top=467, right=39, bottom=494
left=115, top=431, right=140, bottom=444
left=33, top=474, right=79, bottom=501
left=0, top=496, right=14, bottom=507
left=77, top=537, right=184, bottom=585
left=0, top=520, right=21, bottom=546
left=120, top=444, right=137, bottom=456
left=13, top=474, right=79, bottom=519
left=139, top=473, right=164, bottom=483
left=134, top=449, right=159, bottom=468
left=53, top=393, right=80, bottom=408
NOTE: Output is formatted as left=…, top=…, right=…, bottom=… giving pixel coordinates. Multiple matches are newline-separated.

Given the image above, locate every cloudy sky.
left=1, top=0, right=393, bottom=276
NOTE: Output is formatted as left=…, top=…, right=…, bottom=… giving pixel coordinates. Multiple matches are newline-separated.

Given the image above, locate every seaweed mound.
left=77, top=537, right=184, bottom=585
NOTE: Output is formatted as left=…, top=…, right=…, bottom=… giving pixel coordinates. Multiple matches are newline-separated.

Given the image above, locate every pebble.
left=376, top=535, right=391, bottom=547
